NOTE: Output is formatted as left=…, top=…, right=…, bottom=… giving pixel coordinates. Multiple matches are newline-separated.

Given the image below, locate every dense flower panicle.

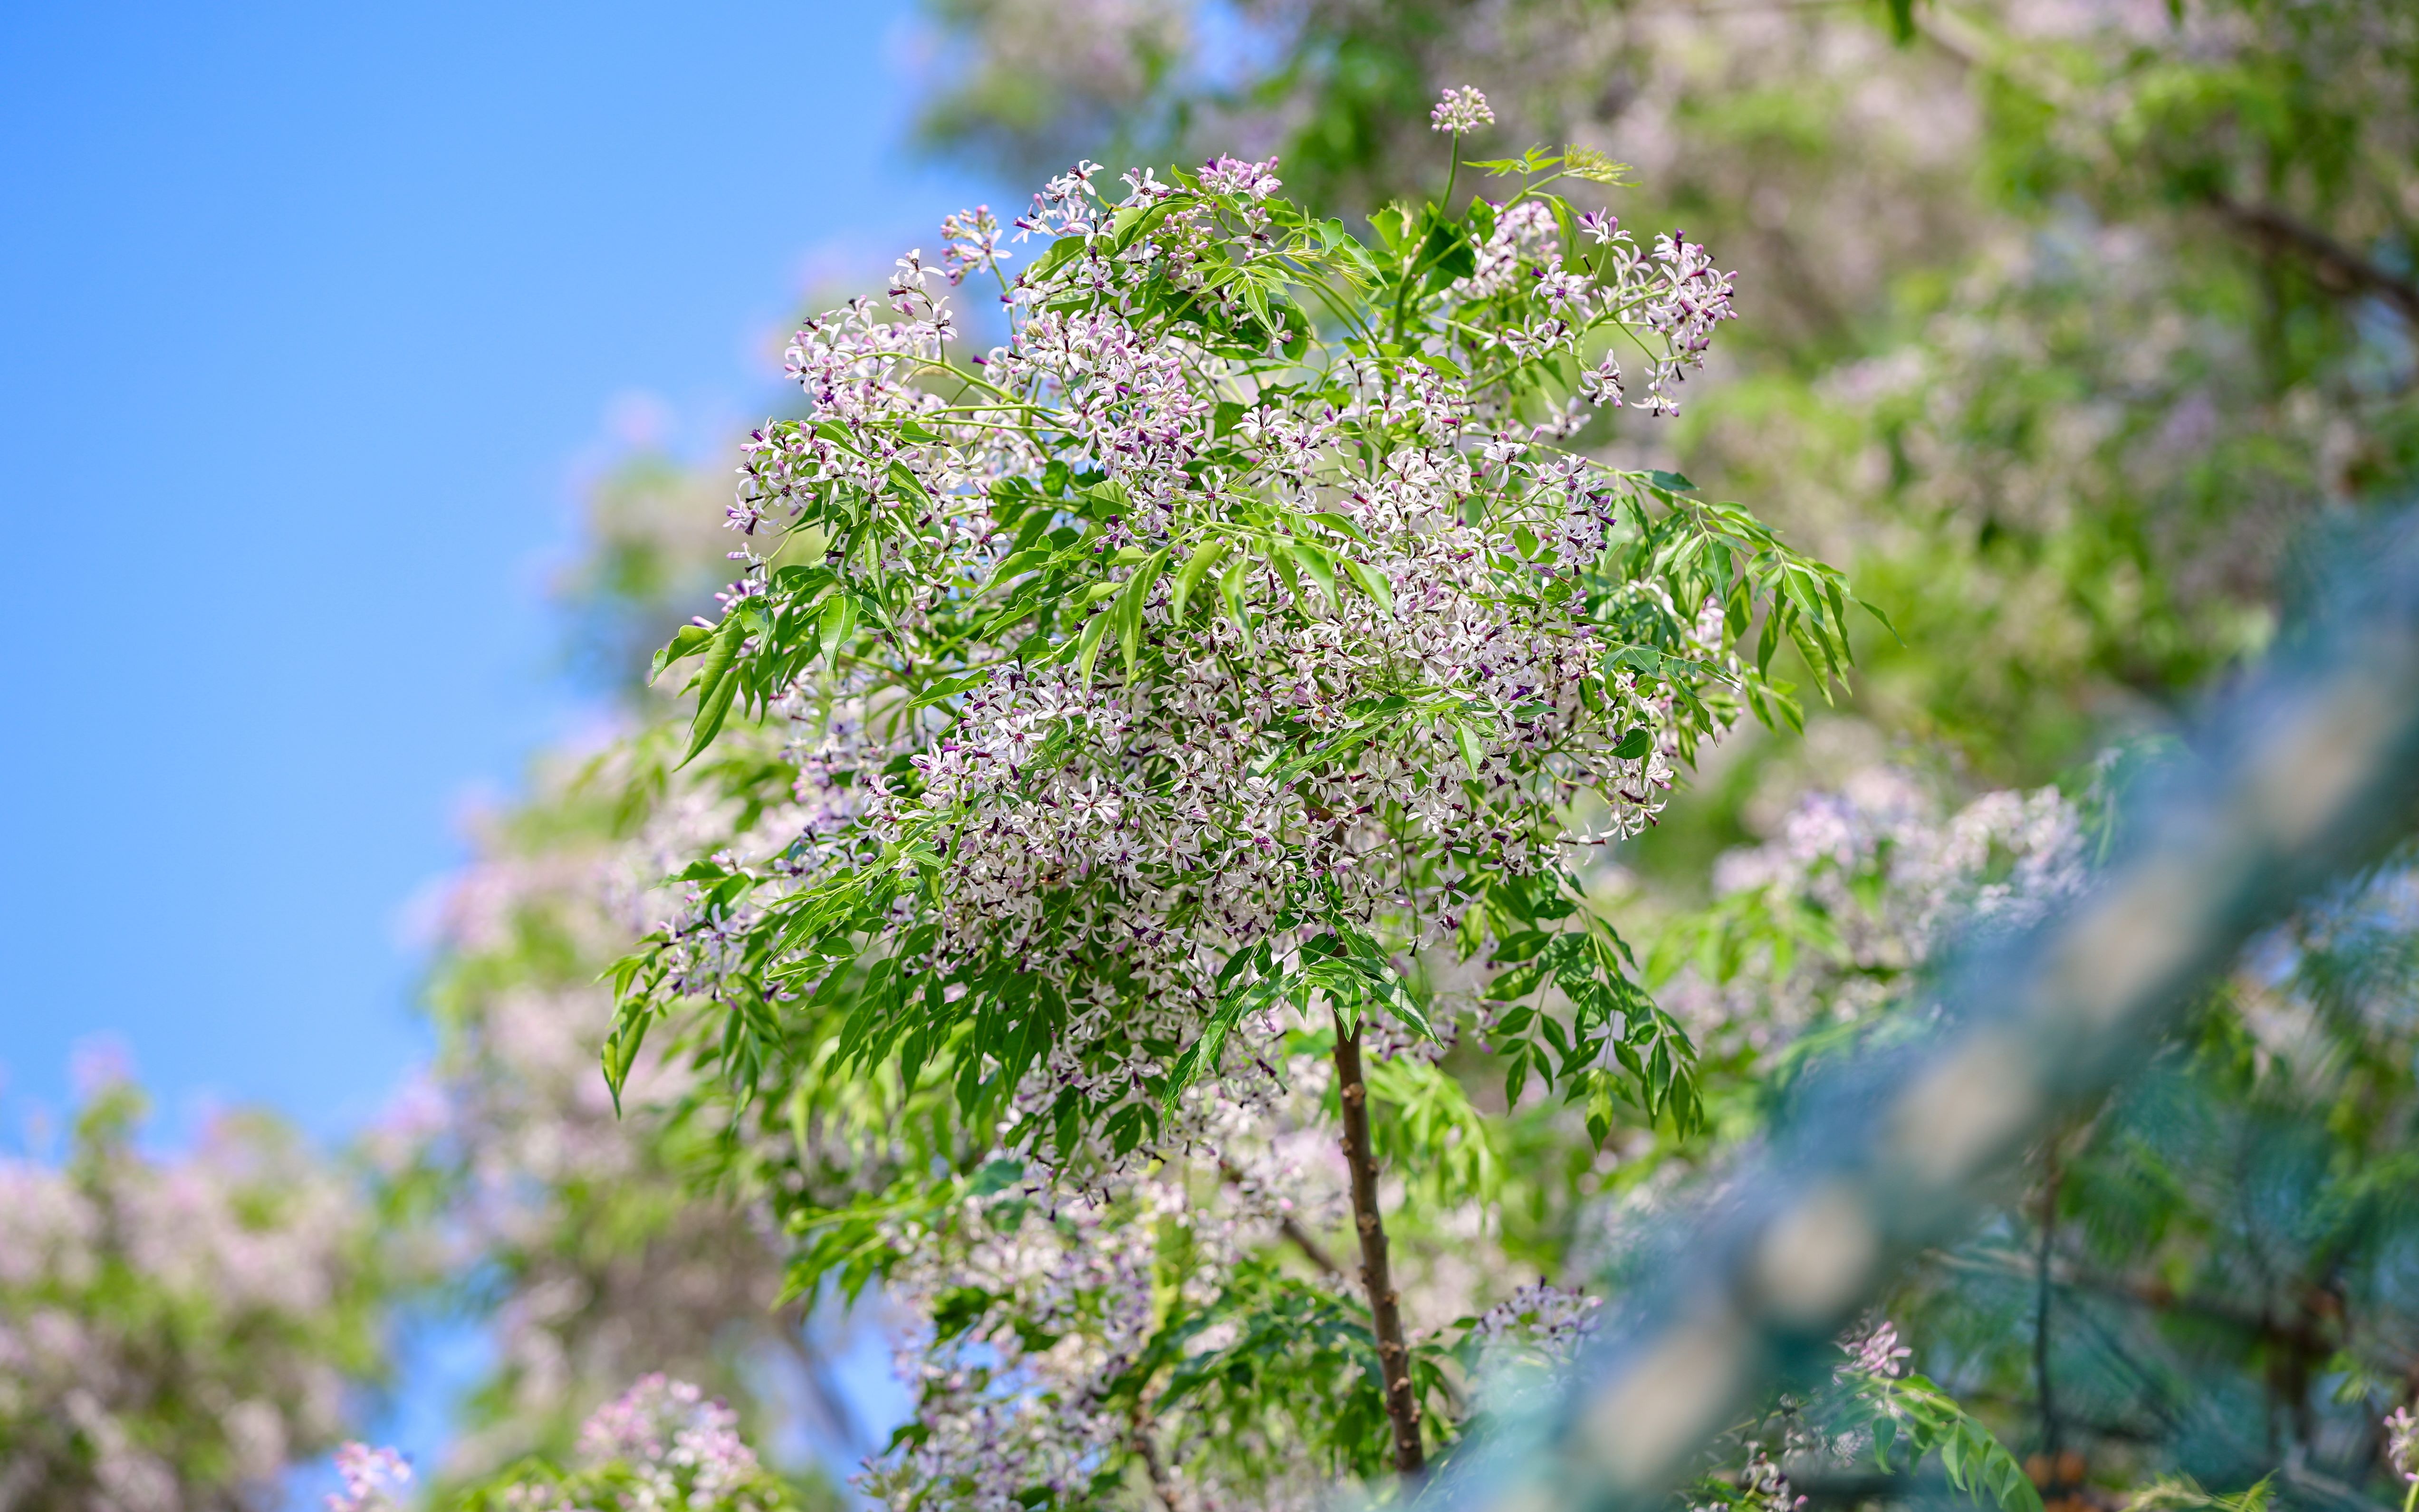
left=940, top=205, right=1005, bottom=287
left=856, top=1060, right=1365, bottom=1511
left=1469, top=1281, right=1603, bottom=1362
left=1430, top=86, right=1495, bottom=134
left=1710, top=768, right=2086, bottom=933
left=338, top=1377, right=794, bottom=1512
left=1197, top=153, right=1282, bottom=198
left=2389, top=1405, right=2419, bottom=1483
left=577, top=1374, right=764, bottom=1499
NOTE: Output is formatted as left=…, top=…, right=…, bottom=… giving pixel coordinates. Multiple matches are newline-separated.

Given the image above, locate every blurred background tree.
left=0, top=1069, right=405, bottom=1510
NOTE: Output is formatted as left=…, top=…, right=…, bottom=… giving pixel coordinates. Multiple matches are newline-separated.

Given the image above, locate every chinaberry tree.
left=599, top=88, right=1871, bottom=1504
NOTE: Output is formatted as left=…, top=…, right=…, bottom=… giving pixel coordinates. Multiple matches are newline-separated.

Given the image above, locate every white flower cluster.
left=326, top=1443, right=411, bottom=1512
left=1431, top=85, right=1497, bottom=135
left=865, top=1179, right=1173, bottom=1510
left=1468, top=1280, right=1603, bottom=1362
left=1833, top=1317, right=1912, bottom=1380
left=1444, top=201, right=1734, bottom=415
left=1711, top=767, right=2085, bottom=937
left=573, top=1374, right=768, bottom=1507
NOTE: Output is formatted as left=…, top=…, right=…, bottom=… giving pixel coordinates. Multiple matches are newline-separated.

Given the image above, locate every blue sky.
left=0, top=0, right=993, bottom=1146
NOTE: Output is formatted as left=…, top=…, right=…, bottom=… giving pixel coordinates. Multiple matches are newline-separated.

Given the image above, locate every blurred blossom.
left=1662, top=765, right=2089, bottom=1047
left=393, top=733, right=869, bottom=1477
left=0, top=1084, right=390, bottom=1507
left=1835, top=1318, right=1912, bottom=1380
left=328, top=1442, right=412, bottom=1512
left=67, top=1034, right=134, bottom=1097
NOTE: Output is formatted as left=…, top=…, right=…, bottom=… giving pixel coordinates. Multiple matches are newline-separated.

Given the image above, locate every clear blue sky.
left=0, top=0, right=992, bottom=1145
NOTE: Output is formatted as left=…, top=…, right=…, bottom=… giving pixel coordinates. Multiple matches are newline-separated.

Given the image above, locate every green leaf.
left=1557, top=145, right=1636, bottom=184
left=1341, top=557, right=1394, bottom=615
left=678, top=613, right=748, bottom=768
left=818, top=593, right=857, bottom=670
left=1171, top=537, right=1229, bottom=621
left=1289, top=540, right=1338, bottom=607
left=1116, top=548, right=1170, bottom=680
left=1075, top=608, right=1114, bottom=688
left=649, top=623, right=716, bottom=684
left=968, top=1158, right=1026, bottom=1196
left=1454, top=721, right=1488, bottom=777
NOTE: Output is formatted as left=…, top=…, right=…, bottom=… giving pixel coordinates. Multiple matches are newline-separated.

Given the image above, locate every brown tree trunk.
left=1333, top=1013, right=1425, bottom=1475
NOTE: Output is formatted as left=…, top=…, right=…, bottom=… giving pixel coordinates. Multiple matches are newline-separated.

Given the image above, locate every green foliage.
left=1847, top=1370, right=2047, bottom=1512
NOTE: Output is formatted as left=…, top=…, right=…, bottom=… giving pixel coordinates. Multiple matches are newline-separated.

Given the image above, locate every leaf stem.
left=1333, top=1012, right=1425, bottom=1475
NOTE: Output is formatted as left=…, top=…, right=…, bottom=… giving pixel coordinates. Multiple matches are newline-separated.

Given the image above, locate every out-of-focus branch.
left=2204, top=192, right=2419, bottom=327
left=1218, top=1159, right=1348, bottom=1277
left=1912, top=8, right=2419, bottom=327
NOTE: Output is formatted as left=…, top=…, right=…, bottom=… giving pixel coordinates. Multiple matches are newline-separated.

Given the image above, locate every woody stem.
left=1333, top=1011, right=1425, bottom=1475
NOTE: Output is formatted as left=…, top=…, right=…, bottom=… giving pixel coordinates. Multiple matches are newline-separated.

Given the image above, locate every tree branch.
left=1217, top=1158, right=1348, bottom=1278
left=1130, top=1403, right=1182, bottom=1511
left=1333, top=1014, right=1426, bottom=1474
left=2205, top=192, right=2419, bottom=328
left=1910, top=8, right=2419, bottom=329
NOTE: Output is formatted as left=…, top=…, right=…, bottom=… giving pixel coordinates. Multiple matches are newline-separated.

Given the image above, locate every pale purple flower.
left=1431, top=86, right=1495, bottom=134
left=939, top=205, right=1004, bottom=286
left=1579, top=351, right=1624, bottom=406
left=1837, top=1318, right=1912, bottom=1379
left=577, top=1372, right=758, bottom=1486
left=2387, top=1405, right=2418, bottom=1483
left=1199, top=153, right=1282, bottom=198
